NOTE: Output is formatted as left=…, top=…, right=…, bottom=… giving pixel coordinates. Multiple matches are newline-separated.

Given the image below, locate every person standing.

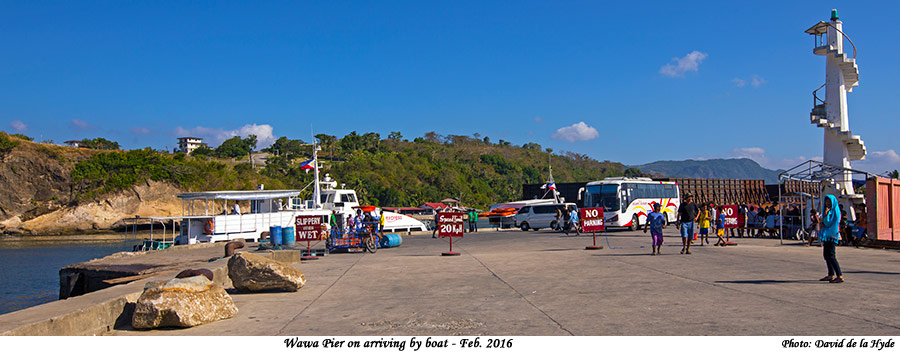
left=644, top=203, right=666, bottom=255
left=698, top=204, right=711, bottom=246
left=432, top=210, right=441, bottom=238
left=806, top=208, right=820, bottom=247
left=737, top=203, right=747, bottom=238
left=715, top=205, right=727, bottom=246
left=818, top=195, right=844, bottom=283
left=470, top=209, right=479, bottom=233
left=567, top=206, right=580, bottom=236
left=677, top=193, right=700, bottom=254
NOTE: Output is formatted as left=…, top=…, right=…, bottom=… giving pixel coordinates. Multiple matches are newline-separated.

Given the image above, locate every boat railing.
left=122, top=216, right=178, bottom=251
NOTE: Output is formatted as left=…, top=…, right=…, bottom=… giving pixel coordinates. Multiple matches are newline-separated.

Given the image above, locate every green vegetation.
left=71, top=131, right=626, bottom=208
left=78, top=137, right=120, bottom=150
left=72, top=148, right=284, bottom=199
left=12, top=133, right=33, bottom=141
left=214, top=135, right=256, bottom=158
left=0, top=132, right=20, bottom=157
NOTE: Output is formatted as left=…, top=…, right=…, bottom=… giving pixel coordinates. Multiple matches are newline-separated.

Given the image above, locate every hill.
left=630, top=158, right=782, bottom=183
left=0, top=131, right=626, bottom=234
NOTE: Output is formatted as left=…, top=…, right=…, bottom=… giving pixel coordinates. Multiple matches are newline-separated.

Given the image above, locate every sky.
left=1, top=1, right=899, bottom=174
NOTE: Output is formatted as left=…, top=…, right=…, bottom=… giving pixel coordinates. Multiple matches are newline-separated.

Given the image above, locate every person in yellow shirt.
left=698, top=204, right=711, bottom=246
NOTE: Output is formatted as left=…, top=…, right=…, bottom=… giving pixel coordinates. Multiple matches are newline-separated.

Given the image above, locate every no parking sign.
left=580, top=207, right=605, bottom=232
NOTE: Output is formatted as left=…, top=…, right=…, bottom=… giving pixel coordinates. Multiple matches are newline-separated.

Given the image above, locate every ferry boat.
left=130, top=138, right=426, bottom=246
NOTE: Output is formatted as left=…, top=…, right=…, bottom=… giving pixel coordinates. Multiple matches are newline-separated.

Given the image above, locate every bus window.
left=584, top=184, right=620, bottom=212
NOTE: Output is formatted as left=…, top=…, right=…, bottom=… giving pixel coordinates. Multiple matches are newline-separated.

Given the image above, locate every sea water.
left=0, top=239, right=136, bottom=315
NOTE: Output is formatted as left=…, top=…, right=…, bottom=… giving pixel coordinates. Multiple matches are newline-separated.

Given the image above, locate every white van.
left=515, top=203, right=576, bottom=231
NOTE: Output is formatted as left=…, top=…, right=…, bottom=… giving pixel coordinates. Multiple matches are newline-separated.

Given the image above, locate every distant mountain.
left=630, top=158, right=782, bottom=183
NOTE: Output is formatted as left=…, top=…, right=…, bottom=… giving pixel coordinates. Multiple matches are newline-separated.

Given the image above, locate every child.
left=698, top=204, right=711, bottom=246
left=715, top=206, right=727, bottom=246
left=806, top=209, right=820, bottom=247
left=644, top=203, right=666, bottom=255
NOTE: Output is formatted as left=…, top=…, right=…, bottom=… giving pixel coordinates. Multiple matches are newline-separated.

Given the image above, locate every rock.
left=132, top=276, right=237, bottom=329
left=227, top=252, right=306, bottom=292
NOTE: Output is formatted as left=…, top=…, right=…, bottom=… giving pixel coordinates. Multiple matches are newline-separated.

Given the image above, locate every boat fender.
left=225, top=241, right=244, bottom=257
left=175, top=268, right=214, bottom=281
left=204, top=220, right=214, bottom=234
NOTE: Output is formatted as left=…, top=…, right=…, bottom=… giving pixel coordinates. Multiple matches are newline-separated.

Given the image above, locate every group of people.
left=330, top=209, right=385, bottom=236
left=650, top=192, right=847, bottom=283
left=646, top=193, right=731, bottom=256
left=554, top=205, right=581, bottom=235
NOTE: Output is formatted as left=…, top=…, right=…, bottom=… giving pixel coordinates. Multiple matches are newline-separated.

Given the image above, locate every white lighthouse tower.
left=805, top=9, right=866, bottom=213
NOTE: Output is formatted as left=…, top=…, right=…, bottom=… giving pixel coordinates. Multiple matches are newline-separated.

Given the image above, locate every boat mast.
left=312, top=129, right=321, bottom=209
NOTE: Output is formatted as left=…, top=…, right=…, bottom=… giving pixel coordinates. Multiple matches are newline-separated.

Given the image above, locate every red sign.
left=580, top=207, right=605, bottom=232
left=437, top=212, right=464, bottom=237
left=721, top=205, right=743, bottom=228
left=295, top=215, right=324, bottom=241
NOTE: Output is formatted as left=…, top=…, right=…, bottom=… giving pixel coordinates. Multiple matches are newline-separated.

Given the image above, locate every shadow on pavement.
left=715, top=279, right=819, bottom=284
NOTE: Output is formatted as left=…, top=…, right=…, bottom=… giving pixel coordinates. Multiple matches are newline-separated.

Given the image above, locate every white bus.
left=581, top=177, right=680, bottom=230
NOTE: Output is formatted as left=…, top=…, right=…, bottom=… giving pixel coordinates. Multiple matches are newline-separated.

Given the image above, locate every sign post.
left=295, top=215, right=324, bottom=260
left=580, top=207, right=605, bottom=250
left=437, top=212, right=464, bottom=256
left=721, top=205, right=741, bottom=246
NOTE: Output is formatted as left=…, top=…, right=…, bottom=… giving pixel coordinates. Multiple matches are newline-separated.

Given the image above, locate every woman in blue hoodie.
left=819, top=195, right=844, bottom=283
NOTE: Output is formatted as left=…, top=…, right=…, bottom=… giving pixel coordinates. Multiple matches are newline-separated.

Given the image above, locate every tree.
left=264, top=136, right=306, bottom=158
left=79, top=137, right=120, bottom=150
left=215, top=135, right=256, bottom=158
left=890, top=170, right=899, bottom=179
left=191, top=145, right=214, bottom=157
left=624, top=168, right=646, bottom=178
left=12, top=133, right=33, bottom=141
left=522, top=142, right=542, bottom=151
left=388, top=131, right=403, bottom=140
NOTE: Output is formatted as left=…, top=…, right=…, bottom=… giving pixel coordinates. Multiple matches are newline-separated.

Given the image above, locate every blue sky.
left=2, top=1, right=899, bottom=174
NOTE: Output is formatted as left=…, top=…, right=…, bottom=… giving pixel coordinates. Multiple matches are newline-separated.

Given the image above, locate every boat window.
left=341, top=193, right=357, bottom=203
left=320, top=194, right=330, bottom=204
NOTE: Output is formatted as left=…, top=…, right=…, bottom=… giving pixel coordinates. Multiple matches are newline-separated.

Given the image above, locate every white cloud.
left=856, top=149, right=900, bottom=175
left=130, top=127, right=152, bottom=135
left=70, top=119, right=90, bottom=129
left=659, top=51, right=708, bottom=78
left=173, top=123, right=276, bottom=148
left=732, top=75, right=766, bottom=88
left=9, top=120, right=27, bottom=132
left=551, top=122, right=599, bottom=142
left=750, top=75, right=767, bottom=87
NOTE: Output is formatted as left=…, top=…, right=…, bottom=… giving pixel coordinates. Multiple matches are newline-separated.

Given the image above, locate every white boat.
left=135, top=136, right=426, bottom=246
left=173, top=189, right=331, bottom=245
left=295, top=174, right=427, bottom=233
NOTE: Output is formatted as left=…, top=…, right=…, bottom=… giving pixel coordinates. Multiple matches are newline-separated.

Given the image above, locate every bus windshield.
left=585, top=184, right=620, bottom=212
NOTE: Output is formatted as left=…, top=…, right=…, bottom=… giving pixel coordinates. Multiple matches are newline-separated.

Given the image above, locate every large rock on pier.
left=227, top=252, right=306, bottom=292
left=132, top=276, right=237, bottom=329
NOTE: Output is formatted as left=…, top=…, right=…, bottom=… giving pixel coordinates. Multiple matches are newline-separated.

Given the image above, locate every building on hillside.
left=419, top=203, right=449, bottom=214
left=64, top=140, right=83, bottom=148
left=177, top=137, right=207, bottom=154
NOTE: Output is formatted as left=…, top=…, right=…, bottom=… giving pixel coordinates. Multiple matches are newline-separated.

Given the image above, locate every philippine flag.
left=547, top=182, right=556, bottom=190
left=299, top=159, right=315, bottom=170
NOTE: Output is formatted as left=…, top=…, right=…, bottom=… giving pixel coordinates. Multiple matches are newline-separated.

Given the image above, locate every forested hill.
left=264, top=132, right=625, bottom=207
left=6, top=131, right=626, bottom=211
left=630, top=158, right=782, bottom=183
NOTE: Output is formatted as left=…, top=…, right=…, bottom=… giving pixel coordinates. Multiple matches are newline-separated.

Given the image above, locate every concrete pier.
left=2, top=229, right=900, bottom=335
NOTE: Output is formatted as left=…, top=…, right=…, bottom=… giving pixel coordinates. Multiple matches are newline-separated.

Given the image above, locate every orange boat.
left=480, top=207, right=518, bottom=218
